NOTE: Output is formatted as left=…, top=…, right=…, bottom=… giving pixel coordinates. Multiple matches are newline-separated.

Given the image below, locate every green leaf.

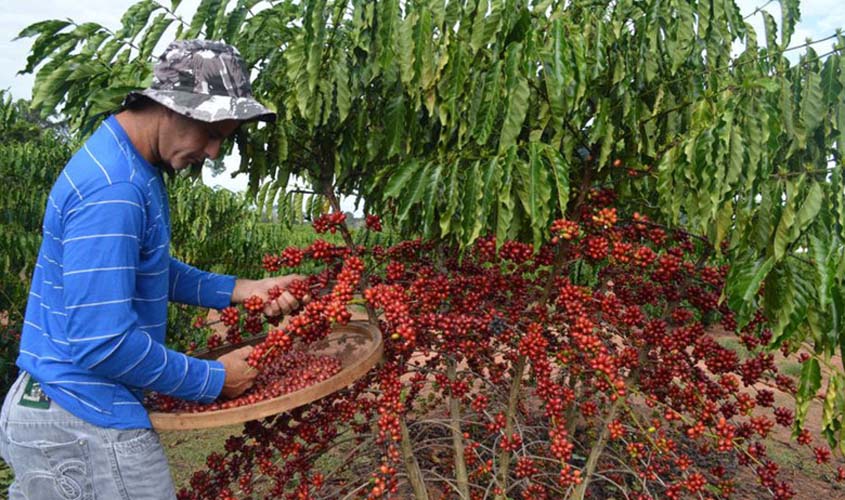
left=305, top=0, right=328, bottom=101
left=461, top=161, right=484, bottom=246
left=498, top=43, right=529, bottom=152
left=414, top=9, right=435, bottom=90
left=773, top=181, right=797, bottom=261
left=821, top=374, right=845, bottom=447
left=397, top=162, right=431, bottom=223
left=725, top=119, right=744, bottom=188
left=496, top=149, right=516, bottom=245
left=14, top=20, right=71, bottom=41
left=20, top=31, right=74, bottom=76
left=469, top=0, right=489, bottom=54
left=478, top=157, right=501, bottom=228
left=384, top=160, right=421, bottom=200
left=140, top=14, right=174, bottom=59
left=520, top=142, right=552, bottom=247
left=778, top=0, right=801, bottom=47
left=836, top=287, right=845, bottom=372
left=276, top=123, right=288, bottom=164
left=474, top=61, right=501, bottom=145
left=796, top=358, right=821, bottom=429
left=543, top=19, right=568, bottom=123
left=421, top=163, right=444, bottom=238
left=267, top=180, right=284, bottom=221
left=224, top=3, right=251, bottom=41
left=118, top=0, right=161, bottom=40
left=285, top=35, right=310, bottom=118
left=796, top=181, right=823, bottom=231
left=398, top=12, right=418, bottom=86
left=820, top=55, right=842, bottom=107
left=384, top=93, right=406, bottom=158
left=809, top=231, right=834, bottom=311
left=801, top=71, right=825, bottom=133
left=256, top=180, right=271, bottom=219
left=377, top=0, right=398, bottom=70
left=440, top=164, right=461, bottom=237
left=726, top=251, right=774, bottom=327
left=543, top=145, right=570, bottom=216
left=31, top=64, right=74, bottom=115
left=65, top=61, right=104, bottom=82
left=714, top=202, right=733, bottom=252
left=277, top=192, right=290, bottom=228
left=293, top=191, right=304, bottom=224
left=834, top=163, right=845, bottom=242
left=334, top=51, right=352, bottom=122
left=88, top=86, right=141, bottom=117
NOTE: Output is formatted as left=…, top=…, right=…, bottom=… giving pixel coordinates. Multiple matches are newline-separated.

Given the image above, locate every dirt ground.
left=708, top=328, right=845, bottom=499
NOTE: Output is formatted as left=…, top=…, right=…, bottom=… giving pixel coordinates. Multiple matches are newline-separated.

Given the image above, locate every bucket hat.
left=124, top=39, right=275, bottom=123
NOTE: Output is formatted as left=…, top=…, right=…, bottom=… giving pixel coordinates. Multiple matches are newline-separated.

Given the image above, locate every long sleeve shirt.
left=16, top=115, right=236, bottom=429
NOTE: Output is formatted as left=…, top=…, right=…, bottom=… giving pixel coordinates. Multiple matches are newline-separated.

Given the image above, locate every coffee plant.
left=16, top=0, right=845, bottom=497
left=166, top=206, right=843, bottom=499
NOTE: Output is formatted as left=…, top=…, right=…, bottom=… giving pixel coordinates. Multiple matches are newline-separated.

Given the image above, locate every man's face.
left=159, top=111, right=240, bottom=170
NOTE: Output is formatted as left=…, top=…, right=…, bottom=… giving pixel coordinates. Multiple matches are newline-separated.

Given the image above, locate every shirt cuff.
left=201, top=274, right=237, bottom=310
left=198, top=360, right=227, bottom=403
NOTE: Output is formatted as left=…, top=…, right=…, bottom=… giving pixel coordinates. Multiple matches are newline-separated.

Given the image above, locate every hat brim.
left=126, top=89, right=276, bottom=123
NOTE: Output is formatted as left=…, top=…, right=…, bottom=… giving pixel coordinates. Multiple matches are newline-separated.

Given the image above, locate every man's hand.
left=217, top=346, right=257, bottom=399
left=231, top=275, right=309, bottom=317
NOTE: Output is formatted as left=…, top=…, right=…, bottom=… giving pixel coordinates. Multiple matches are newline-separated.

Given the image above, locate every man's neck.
left=114, top=110, right=161, bottom=166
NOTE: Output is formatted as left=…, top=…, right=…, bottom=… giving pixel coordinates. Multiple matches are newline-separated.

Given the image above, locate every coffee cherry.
left=313, top=212, right=347, bottom=234
left=365, top=214, right=383, bottom=232
left=220, top=306, right=239, bottom=326
left=262, top=253, right=282, bottom=272
left=243, top=295, right=265, bottom=315
left=280, top=246, right=304, bottom=267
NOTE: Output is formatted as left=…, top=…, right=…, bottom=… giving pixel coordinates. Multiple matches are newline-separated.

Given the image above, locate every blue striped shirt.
left=17, top=115, right=235, bottom=429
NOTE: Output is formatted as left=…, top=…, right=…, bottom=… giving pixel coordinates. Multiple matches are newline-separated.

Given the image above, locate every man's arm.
left=169, top=258, right=236, bottom=309
left=63, top=183, right=225, bottom=402
left=169, top=260, right=305, bottom=318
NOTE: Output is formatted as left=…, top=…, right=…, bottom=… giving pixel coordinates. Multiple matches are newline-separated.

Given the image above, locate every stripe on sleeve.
left=84, top=143, right=113, bottom=185
left=63, top=171, right=83, bottom=200
left=66, top=298, right=133, bottom=309
left=63, top=233, right=138, bottom=244
left=145, top=345, right=168, bottom=386
left=113, top=332, right=154, bottom=378
left=64, top=266, right=137, bottom=276
left=170, top=355, right=190, bottom=393
left=86, top=331, right=130, bottom=369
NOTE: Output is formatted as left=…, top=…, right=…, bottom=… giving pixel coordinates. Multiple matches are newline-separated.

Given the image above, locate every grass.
left=160, top=424, right=243, bottom=489
left=779, top=361, right=804, bottom=378
left=159, top=420, right=373, bottom=496
left=716, top=337, right=751, bottom=360
left=0, top=459, right=12, bottom=492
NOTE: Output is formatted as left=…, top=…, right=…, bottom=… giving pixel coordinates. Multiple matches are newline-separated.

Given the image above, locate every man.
left=0, top=40, right=300, bottom=499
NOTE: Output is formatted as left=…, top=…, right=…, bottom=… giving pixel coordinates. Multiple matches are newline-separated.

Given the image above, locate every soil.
left=708, top=328, right=845, bottom=499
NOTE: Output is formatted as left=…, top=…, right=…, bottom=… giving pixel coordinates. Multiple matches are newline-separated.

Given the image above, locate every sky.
left=1, top=0, right=844, bottom=193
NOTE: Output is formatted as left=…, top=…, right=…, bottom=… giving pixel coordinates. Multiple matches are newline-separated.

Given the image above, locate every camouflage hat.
left=125, top=39, right=275, bottom=123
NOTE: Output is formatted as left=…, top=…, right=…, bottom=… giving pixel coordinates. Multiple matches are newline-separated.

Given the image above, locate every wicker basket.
left=148, top=321, right=382, bottom=431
